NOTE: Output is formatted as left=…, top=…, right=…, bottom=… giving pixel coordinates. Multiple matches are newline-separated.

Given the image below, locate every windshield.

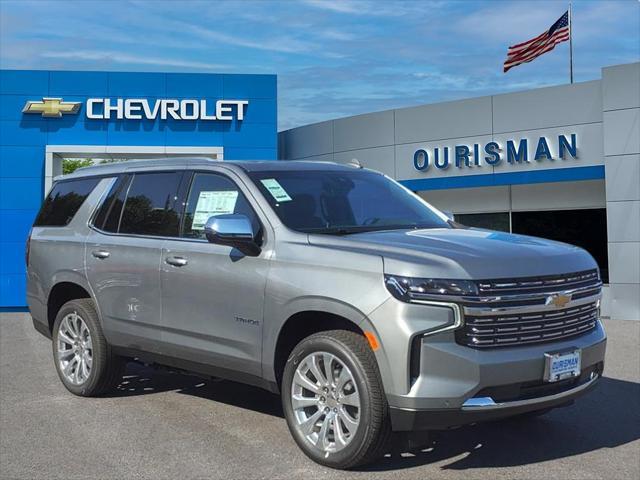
left=248, top=169, right=450, bottom=234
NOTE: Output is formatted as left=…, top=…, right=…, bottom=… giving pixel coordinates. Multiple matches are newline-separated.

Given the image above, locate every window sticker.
left=260, top=178, right=292, bottom=202
left=191, top=191, right=239, bottom=230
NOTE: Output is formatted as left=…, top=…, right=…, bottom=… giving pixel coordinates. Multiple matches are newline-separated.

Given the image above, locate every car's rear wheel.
left=282, top=330, right=390, bottom=469
left=52, top=298, right=125, bottom=396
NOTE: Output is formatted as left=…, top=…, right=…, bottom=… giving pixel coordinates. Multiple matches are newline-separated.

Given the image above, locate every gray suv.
left=27, top=158, right=606, bottom=469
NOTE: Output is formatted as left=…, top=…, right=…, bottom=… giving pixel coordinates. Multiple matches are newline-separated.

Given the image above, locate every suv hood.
left=307, top=228, right=598, bottom=279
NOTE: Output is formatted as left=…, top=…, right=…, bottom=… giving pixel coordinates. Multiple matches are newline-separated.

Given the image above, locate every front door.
left=160, top=171, right=271, bottom=376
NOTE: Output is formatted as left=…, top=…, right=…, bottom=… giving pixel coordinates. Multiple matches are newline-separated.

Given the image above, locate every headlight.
left=385, top=274, right=478, bottom=302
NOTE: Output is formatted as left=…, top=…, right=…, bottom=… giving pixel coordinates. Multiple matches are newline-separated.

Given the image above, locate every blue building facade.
left=0, top=70, right=278, bottom=308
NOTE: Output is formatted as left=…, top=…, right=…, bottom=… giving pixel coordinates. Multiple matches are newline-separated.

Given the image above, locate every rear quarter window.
left=34, top=178, right=100, bottom=227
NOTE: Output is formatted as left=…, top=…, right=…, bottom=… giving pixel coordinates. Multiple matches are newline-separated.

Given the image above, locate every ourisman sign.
left=413, top=134, right=578, bottom=172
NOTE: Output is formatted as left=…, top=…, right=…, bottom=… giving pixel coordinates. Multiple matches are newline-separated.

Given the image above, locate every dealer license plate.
left=544, top=349, right=581, bottom=382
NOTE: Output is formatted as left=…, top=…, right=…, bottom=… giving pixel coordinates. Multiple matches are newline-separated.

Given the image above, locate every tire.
left=281, top=330, right=391, bottom=469
left=52, top=298, right=125, bottom=396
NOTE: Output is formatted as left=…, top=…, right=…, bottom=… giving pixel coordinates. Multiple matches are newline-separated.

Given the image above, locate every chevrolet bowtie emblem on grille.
left=546, top=293, right=572, bottom=308
left=22, top=98, right=82, bottom=118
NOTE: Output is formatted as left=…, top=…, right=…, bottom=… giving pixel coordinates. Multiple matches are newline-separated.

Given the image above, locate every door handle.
left=91, top=250, right=110, bottom=259
left=165, top=256, right=188, bottom=267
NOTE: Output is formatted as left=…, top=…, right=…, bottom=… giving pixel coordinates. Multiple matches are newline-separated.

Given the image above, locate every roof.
left=58, top=158, right=361, bottom=180
left=233, top=160, right=359, bottom=172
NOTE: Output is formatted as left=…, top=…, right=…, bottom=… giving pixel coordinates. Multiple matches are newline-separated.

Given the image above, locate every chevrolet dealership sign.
left=22, top=97, right=249, bottom=121
left=413, top=134, right=578, bottom=171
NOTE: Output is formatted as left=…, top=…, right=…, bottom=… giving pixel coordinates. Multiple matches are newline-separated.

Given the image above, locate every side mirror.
left=204, top=214, right=260, bottom=255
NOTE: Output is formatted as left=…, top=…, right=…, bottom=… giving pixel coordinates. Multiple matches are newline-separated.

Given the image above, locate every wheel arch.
left=46, top=275, right=94, bottom=333
left=272, top=309, right=365, bottom=392
left=266, top=297, right=394, bottom=396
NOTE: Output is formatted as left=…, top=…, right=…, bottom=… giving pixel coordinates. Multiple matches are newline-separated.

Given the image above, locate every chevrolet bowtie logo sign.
left=22, top=98, right=81, bottom=118
left=546, top=293, right=572, bottom=308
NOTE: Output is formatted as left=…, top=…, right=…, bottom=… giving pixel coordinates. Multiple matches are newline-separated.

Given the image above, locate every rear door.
left=27, top=177, right=103, bottom=324
left=160, top=170, right=271, bottom=376
left=85, top=171, right=185, bottom=351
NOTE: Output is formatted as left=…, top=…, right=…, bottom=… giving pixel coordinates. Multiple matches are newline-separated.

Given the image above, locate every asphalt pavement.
left=1, top=313, right=638, bottom=479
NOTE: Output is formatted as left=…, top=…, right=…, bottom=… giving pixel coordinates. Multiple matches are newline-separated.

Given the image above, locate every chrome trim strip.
left=463, top=294, right=600, bottom=316
left=461, top=374, right=599, bottom=410
left=409, top=283, right=602, bottom=305
left=477, top=270, right=598, bottom=291
left=409, top=299, right=464, bottom=337
left=465, top=283, right=602, bottom=304
left=462, top=397, right=495, bottom=407
left=478, top=278, right=599, bottom=294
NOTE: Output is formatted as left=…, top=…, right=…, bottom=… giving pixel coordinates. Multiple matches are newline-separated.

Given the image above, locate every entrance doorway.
left=44, top=145, right=224, bottom=194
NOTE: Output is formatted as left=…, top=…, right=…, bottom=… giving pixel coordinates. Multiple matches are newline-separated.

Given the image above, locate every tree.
left=62, top=158, right=94, bottom=175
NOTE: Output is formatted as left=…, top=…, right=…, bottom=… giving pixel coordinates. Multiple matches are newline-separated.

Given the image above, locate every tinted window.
left=182, top=172, right=260, bottom=239
left=35, top=178, right=100, bottom=226
left=119, top=172, right=183, bottom=237
left=92, top=175, right=130, bottom=232
left=248, top=170, right=448, bottom=234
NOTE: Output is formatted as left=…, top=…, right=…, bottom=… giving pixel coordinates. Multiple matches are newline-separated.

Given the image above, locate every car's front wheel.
left=281, top=330, right=390, bottom=469
left=52, top=298, right=125, bottom=396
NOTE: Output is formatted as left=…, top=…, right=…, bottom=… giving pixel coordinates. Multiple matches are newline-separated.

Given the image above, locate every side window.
left=34, top=178, right=100, bottom=226
left=119, top=172, right=183, bottom=237
left=92, top=174, right=130, bottom=232
left=182, top=172, right=260, bottom=240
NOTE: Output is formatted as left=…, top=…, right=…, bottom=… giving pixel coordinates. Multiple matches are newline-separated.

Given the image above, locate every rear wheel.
left=52, top=298, right=125, bottom=396
left=282, top=330, right=390, bottom=469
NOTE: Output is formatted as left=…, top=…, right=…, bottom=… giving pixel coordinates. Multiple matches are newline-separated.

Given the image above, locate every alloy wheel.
left=291, top=351, right=361, bottom=454
left=57, top=311, right=93, bottom=385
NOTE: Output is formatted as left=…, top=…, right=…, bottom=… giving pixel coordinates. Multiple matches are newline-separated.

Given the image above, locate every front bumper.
left=386, top=321, right=606, bottom=431
left=390, top=364, right=601, bottom=430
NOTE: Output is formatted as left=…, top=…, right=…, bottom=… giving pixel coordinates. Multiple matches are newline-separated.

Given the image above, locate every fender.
left=48, top=270, right=93, bottom=295
left=47, top=270, right=102, bottom=324
left=261, top=295, right=394, bottom=396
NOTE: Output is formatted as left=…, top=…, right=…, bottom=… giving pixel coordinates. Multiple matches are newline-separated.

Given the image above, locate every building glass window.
left=455, top=212, right=510, bottom=232
left=512, top=209, right=609, bottom=283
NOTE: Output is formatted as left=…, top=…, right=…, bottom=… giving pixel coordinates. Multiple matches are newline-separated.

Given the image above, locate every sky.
left=1, top=0, right=638, bottom=130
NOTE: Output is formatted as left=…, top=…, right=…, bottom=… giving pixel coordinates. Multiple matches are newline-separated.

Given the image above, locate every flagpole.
left=569, top=2, right=574, bottom=83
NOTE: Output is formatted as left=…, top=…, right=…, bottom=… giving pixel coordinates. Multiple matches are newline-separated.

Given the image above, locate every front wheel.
left=281, top=330, right=390, bottom=469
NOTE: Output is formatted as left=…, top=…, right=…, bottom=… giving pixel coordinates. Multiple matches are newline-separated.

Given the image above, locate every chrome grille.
left=457, top=270, right=601, bottom=349
left=460, top=301, right=599, bottom=348
left=477, top=269, right=599, bottom=296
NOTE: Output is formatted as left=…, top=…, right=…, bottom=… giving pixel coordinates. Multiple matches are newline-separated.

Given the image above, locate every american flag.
left=504, top=11, right=570, bottom=73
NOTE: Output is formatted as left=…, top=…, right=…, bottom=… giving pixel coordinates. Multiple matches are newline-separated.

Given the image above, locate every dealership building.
left=0, top=62, right=638, bottom=320
left=0, top=70, right=277, bottom=308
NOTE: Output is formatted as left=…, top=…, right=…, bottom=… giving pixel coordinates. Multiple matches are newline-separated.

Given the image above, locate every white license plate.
left=544, top=349, right=581, bottom=382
